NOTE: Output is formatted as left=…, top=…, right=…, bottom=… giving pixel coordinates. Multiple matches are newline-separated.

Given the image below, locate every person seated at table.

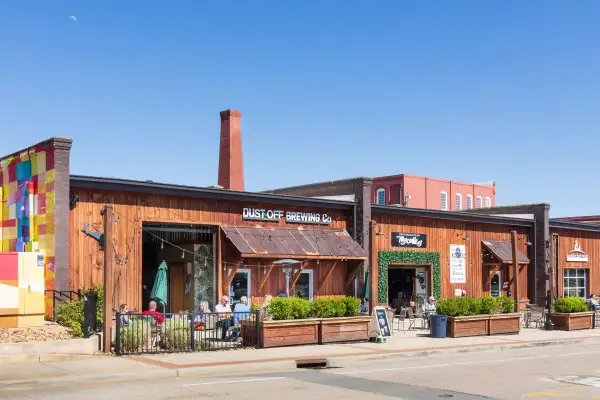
left=360, top=298, right=369, bottom=314
left=261, top=295, right=273, bottom=320
left=142, top=300, right=165, bottom=325
left=215, top=295, right=232, bottom=339
left=233, top=296, right=251, bottom=326
left=194, top=301, right=211, bottom=330
left=423, top=296, right=436, bottom=313
left=590, top=294, right=600, bottom=310
left=119, top=304, right=132, bottom=327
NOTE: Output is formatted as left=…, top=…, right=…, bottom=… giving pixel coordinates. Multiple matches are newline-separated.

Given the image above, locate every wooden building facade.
left=69, top=176, right=366, bottom=312
left=370, top=206, right=535, bottom=310
left=549, top=220, right=600, bottom=300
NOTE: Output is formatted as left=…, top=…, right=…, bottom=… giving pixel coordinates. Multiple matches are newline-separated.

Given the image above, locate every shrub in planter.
left=498, top=296, right=516, bottom=313
left=161, top=318, right=190, bottom=350
left=480, top=296, right=502, bottom=315
left=119, top=319, right=152, bottom=353
left=312, top=298, right=346, bottom=318
left=267, top=298, right=294, bottom=320
left=554, top=297, right=588, bottom=313
left=342, top=297, right=361, bottom=317
left=290, top=298, right=312, bottom=319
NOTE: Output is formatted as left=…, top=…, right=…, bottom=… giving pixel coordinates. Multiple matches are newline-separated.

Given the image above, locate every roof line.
left=549, top=219, right=600, bottom=233
left=69, top=175, right=355, bottom=210
left=372, top=205, right=535, bottom=227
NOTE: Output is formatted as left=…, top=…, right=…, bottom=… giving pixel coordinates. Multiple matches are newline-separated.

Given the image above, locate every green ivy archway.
left=377, top=251, right=441, bottom=305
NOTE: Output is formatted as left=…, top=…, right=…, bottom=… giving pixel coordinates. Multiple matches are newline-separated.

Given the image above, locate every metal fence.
left=45, top=289, right=82, bottom=321
left=115, top=311, right=260, bottom=356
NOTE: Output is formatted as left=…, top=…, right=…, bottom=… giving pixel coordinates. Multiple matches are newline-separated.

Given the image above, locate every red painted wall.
left=372, top=174, right=495, bottom=210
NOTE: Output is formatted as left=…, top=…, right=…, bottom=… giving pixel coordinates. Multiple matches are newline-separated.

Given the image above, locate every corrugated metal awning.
left=482, top=240, right=529, bottom=264
left=221, top=226, right=368, bottom=259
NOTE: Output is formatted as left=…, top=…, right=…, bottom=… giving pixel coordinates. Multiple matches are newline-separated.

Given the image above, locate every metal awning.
left=482, top=240, right=529, bottom=264
left=221, top=226, right=368, bottom=259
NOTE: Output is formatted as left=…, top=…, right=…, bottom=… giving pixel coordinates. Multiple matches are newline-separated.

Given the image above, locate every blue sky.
left=1, top=1, right=599, bottom=217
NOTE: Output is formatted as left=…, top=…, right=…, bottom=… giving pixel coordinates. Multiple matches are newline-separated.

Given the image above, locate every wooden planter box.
left=319, top=316, right=371, bottom=344
left=241, top=319, right=320, bottom=348
left=550, top=312, right=594, bottom=331
left=446, top=313, right=522, bottom=338
left=488, top=313, right=522, bottom=335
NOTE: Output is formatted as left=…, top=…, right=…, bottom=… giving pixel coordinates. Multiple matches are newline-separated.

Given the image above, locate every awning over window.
left=482, top=240, right=530, bottom=264
left=221, top=226, right=368, bottom=260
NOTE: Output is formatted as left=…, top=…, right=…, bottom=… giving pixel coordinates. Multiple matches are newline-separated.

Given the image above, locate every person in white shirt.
left=215, top=295, right=232, bottom=339
left=423, top=296, right=436, bottom=313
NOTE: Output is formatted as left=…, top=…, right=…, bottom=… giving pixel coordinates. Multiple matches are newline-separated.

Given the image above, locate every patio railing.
left=114, top=311, right=260, bottom=356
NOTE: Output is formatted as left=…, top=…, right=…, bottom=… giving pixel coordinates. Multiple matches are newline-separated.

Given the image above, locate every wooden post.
left=511, top=230, right=520, bottom=312
left=369, top=221, right=378, bottom=314
left=103, top=205, right=115, bottom=354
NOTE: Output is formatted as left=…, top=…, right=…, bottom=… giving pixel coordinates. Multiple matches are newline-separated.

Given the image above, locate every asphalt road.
left=4, top=342, right=600, bottom=399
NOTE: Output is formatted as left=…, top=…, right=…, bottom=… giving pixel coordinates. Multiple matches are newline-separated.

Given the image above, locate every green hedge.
left=436, top=296, right=515, bottom=317
left=554, top=297, right=588, bottom=313
left=266, top=297, right=362, bottom=321
left=56, top=285, right=104, bottom=338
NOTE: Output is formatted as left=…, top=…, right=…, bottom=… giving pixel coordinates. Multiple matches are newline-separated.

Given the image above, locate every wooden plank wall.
left=69, top=188, right=351, bottom=310
left=372, top=213, right=531, bottom=300
left=551, top=228, right=600, bottom=297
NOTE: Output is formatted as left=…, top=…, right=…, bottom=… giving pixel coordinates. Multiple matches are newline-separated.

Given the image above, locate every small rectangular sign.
left=391, top=233, right=427, bottom=248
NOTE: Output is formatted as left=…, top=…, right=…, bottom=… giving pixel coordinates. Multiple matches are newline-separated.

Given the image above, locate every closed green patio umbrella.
left=150, top=261, right=168, bottom=312
left=364, top=270, right=369, bottom=299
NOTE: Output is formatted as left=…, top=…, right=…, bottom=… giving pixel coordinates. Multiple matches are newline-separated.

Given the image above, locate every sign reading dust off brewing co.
left=391, top=232, right=427, bottom=248
left=242, top=208, right=332, bottom=225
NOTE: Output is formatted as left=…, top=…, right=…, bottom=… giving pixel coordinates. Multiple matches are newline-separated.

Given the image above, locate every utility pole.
left=103, top=205, right=115, bottom=353
left=511, top=231, right=520, bottom=312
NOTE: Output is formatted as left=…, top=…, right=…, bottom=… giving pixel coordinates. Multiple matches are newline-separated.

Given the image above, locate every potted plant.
left=315, top=297, right=371, bottom=344
left=551, top=297, right=593, bottom=331
left=436, top=296, right=521, bottom=338
left=241, top=296, right=371, bottom=348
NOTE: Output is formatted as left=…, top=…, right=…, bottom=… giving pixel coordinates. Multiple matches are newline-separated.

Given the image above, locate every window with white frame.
left=376, top=188, right=386, bottom=205
left=455, top=193, right=462, bottom=210
left=476, top=196, right=483, bottom=208
left=563, top=268, right=589, bottom=298
left=294, top=270, right=314, bottom=300
left=440, top=191, right=448, bottom=210
left=466, top=195, right=473, bottom=209
left=485, top=197, right=491, bottom=208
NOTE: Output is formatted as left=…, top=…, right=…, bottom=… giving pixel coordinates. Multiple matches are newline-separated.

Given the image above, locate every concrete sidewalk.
left=2, top=327, right=600, bottom=388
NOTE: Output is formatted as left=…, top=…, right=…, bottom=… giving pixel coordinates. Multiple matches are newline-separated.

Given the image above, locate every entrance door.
left=490, top=271, right=502, bottom=297
left=414, top=267, right=428, bottom=306
left=169, top=264, right=186, bottom=312
left=229, top=269, right=250, bottom=305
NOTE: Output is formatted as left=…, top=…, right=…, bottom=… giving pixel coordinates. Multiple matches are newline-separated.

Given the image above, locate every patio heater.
left=274, top=259, right=301, bottom=298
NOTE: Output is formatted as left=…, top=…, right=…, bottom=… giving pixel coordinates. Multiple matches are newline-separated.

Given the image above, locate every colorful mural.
left=0, top=142, right=57, bottom=316
left=0, top=252, right=45, bottom=328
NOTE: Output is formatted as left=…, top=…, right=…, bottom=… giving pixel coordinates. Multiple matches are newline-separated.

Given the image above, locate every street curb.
left=2, top=336, right=600, bottom=389
left=0, top=353, right=101, bottom=366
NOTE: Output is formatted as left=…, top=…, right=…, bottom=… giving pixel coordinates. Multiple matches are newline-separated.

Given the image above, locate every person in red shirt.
left=142, top=300, right=165, bottom=325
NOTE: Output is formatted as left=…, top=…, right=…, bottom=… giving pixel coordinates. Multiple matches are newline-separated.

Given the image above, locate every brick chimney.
left=218, top=109, right=244, bottom=191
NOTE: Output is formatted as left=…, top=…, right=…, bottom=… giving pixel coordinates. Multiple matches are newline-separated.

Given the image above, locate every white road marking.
left=335, top=350, right=600, bottom=375
left=183, top=377, right=287, bottom=387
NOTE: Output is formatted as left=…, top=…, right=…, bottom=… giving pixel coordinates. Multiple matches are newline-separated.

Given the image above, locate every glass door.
left=229, top=269, right=251, bottom=305
left=490, top=271, right=501, bottom=297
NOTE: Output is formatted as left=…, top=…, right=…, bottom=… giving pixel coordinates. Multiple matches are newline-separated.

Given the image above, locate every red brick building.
left=372, top=174, right=496, bottom=211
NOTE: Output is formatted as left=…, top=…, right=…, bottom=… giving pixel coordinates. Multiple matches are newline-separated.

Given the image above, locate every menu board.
left=374, top=306, right=391, bottom=337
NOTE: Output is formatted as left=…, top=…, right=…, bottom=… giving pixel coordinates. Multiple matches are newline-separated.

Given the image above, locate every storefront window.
left=294, top=270, right=313, bottom=300
left=563, top=268, right=589, bottom=298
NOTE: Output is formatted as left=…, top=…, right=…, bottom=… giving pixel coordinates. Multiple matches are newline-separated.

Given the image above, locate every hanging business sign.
left=449, top=244, right=466, bottom=284
left=391, top=233, right=427, bottom=248
left=567, top=240, right=588, bottom=262
left=242, top=207, right=332, bottom=225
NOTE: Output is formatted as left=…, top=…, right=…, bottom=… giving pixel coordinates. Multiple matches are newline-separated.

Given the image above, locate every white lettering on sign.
left=399, top=236, right=423, bottom=247
left=567, top=240, right=589, bottom=262
left=242, top=208, right=331, bottom=225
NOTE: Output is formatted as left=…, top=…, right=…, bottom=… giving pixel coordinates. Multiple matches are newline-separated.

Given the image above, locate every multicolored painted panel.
left=0, top=143, right=56, bottom=316
left=0, top=252, right=45, bottom=328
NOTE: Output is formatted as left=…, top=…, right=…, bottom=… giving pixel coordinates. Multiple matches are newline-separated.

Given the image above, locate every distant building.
left=553, top=216, right=600, bottom=225
left=372, top=174, right=496, bottom=211
left=268, top=174, right=496, bottom=211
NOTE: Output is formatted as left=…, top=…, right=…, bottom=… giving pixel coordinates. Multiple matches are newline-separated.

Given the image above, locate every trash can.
left=430, top=314, right=447, bottom=338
